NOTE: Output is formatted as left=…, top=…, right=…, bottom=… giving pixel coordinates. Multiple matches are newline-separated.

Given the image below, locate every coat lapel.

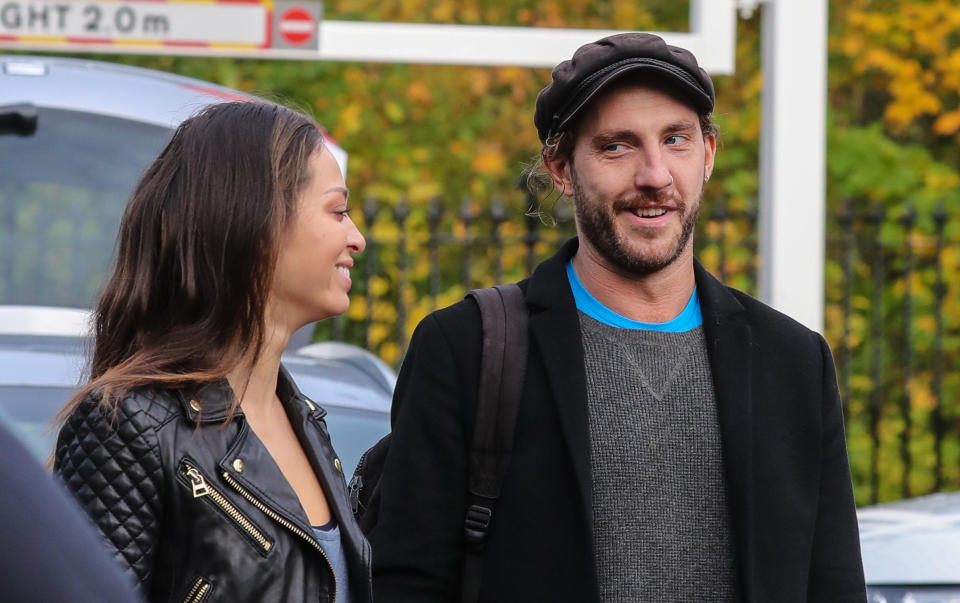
left=695, top=260, right=756, bottom=600
left=525, top=239, right=593, bottom=527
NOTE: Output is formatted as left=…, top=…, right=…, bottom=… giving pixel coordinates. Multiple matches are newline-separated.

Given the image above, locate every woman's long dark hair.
left=58, top=101, right=323, bottom=420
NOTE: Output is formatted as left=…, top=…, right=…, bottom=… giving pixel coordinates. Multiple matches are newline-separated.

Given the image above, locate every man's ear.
left=543, top=151, right=573, bottom=197
left=703, top=132, right=717, bottom=182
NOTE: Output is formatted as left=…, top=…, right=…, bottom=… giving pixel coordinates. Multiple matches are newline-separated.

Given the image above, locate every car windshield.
left=0, top=385, right=387, bottom=477
left=0, top=106, right=171, bottom=308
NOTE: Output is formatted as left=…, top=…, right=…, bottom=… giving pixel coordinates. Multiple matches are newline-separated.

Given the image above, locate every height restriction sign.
left=0, top=0, right=322, bottom=58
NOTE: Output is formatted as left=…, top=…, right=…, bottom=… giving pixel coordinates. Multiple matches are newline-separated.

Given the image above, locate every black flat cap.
left=534, top=32, right=715, bottom=144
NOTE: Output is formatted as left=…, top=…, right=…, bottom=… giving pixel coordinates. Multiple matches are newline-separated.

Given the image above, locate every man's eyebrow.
left=590, top=122, right=699, bottom=147
left=663, top=120, right=699, bottom=134
left=591, top=130, right=641, bottom=147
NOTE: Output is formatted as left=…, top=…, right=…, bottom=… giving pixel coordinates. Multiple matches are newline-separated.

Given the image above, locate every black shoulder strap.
left=460, top=283, right=528, bottom=603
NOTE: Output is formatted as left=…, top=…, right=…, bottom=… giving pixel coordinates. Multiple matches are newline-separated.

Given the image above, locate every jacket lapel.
left=219, top=419, right=315, bottom=532
left=525, top=239, right=593, bottom=527
left=277, top=367, right=373, bottom=570
left=695, top=260, right=756, bottom=600
left=280, top=372, right=356, bottom=533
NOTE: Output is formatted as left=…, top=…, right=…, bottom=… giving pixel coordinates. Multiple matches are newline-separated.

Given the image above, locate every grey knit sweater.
left=579, top=312, right=740, bottom=602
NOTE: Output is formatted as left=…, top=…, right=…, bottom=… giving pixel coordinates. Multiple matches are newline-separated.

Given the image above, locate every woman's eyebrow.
left=324, top=186, right=350, bottom=200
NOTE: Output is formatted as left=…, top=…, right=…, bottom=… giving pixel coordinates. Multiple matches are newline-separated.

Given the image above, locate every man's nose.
left=634, top=149, right=673, bottom=190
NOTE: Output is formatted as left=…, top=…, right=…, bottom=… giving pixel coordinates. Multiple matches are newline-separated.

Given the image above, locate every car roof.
left=858, top=491, right=960, bottom=585
left=0, top=307, right=392, bottom=413
left=0, top=54, right=347, bottom=173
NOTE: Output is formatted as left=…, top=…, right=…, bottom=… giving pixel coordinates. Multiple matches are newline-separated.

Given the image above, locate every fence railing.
left=317, top=193, right=958, bottom=505
left=4, top=179, right=954, bottom=504
left=826, top=199, right=956, bottom=504
left=320, top=192, right=759, bottom=362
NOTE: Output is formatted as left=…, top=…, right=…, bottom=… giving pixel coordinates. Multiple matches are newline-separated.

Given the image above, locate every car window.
left=0, top=107, right=171, bottom=308
left=0, top=385, right=73, bottom=460
left=322, top=406, right=390, bottom=477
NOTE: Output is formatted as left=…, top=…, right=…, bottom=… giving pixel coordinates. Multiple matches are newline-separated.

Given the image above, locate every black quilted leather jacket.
left=55, top=368, right=372, bottom=603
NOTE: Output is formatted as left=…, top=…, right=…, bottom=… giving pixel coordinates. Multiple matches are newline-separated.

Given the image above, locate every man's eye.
left=665, top=135, right=687, bottom=145
left=603, top=143, right=626, bottom=152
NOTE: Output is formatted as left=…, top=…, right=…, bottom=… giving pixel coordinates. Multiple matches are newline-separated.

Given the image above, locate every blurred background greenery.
left=20, top=0, right=960, bottom=504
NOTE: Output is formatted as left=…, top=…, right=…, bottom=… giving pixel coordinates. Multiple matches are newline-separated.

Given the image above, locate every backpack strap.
left=460, top=283, right=528, bottom=603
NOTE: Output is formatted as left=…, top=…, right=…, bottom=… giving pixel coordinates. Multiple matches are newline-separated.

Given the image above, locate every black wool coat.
left=372, top=238, right=866, bottom=603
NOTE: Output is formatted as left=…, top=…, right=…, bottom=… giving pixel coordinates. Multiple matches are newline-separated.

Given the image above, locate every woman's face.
left=270, top=147, right=365, bottom=330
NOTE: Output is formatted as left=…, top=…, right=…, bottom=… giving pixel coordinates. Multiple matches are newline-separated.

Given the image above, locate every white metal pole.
left=758, top=0, right=828, bottom=333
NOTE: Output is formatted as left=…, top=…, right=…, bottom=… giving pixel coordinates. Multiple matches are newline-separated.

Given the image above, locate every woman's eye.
left=334, top=208, right=351, bottom=220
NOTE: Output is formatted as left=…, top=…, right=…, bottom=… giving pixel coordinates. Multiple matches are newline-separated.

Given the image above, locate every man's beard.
left=571, top=173, right=700, bottom=277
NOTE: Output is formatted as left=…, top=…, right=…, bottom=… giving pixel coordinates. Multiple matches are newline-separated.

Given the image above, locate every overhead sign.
left=0, top=1, right=735, bottom=74
left=0, top=0, right=322, bottom=57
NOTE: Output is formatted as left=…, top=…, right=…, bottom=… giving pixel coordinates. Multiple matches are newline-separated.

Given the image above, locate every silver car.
left=0, top=55, right=389, bottom=475
left=1, top=54, right=346, bottom=310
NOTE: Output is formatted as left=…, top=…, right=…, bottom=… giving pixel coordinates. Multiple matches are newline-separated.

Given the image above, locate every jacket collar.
left=177, top=379, right=239, bottom=424
left=176, top=367, right=328, bottom=425
left=202, top=366, right=368, bottom=567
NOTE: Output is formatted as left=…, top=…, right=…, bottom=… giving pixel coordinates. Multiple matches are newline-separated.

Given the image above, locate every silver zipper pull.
left=185, top=467, right=210, bottom=498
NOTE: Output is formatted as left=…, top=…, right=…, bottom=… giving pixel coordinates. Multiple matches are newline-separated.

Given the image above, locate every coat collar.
left=523, top=237, right=592, bottom=529
left=526, top=238, right=756, bottom=599
left=694, top=261, right=756, bottom=600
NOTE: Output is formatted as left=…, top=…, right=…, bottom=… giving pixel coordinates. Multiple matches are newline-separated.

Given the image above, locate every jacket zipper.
left=220, top=470, right=337, bottom=603
left=182, top=576, right=211, bottom=603
left=347, top=448, right=370, bottom=514
left=182, top=462, right=272, bottom=553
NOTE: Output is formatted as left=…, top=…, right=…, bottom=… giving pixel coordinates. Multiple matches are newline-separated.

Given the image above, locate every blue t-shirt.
left=566, top=260, right=702, bottom=332
left=312, top=520, right=352, bottom=603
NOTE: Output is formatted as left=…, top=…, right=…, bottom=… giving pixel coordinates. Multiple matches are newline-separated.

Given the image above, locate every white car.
left=859, top=491, right=960, bottom=602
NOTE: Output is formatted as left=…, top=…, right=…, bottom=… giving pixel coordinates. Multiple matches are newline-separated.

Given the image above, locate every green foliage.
left=43, top=0, right=960, bottom=503
left=827, top=121, right=960, bottom=214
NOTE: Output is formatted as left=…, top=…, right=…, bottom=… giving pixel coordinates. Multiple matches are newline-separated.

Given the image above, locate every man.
left=371, top=33, right=866, bottom=602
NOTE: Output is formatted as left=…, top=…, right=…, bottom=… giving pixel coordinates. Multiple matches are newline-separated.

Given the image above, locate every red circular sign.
left=278, top=7, right=315, bottom=46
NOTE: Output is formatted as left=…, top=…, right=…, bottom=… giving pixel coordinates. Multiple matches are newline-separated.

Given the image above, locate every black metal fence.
left=319, top=192, right=759, bottom=363
left=317, top=193, right=959, bottom=504
left=827, top=200, right=958, bottom=504
left=4, top=173, right=953, bottom=504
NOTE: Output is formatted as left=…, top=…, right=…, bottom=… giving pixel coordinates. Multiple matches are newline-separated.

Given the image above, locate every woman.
left=54, top=101, right=369, bottom=603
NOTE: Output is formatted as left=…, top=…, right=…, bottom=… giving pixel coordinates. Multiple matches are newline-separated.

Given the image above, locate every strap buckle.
left=463, top=504, right=492, bottom=544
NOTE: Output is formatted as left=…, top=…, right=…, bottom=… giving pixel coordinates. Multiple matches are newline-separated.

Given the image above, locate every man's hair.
left=523, top=75, right=719, bottom=205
